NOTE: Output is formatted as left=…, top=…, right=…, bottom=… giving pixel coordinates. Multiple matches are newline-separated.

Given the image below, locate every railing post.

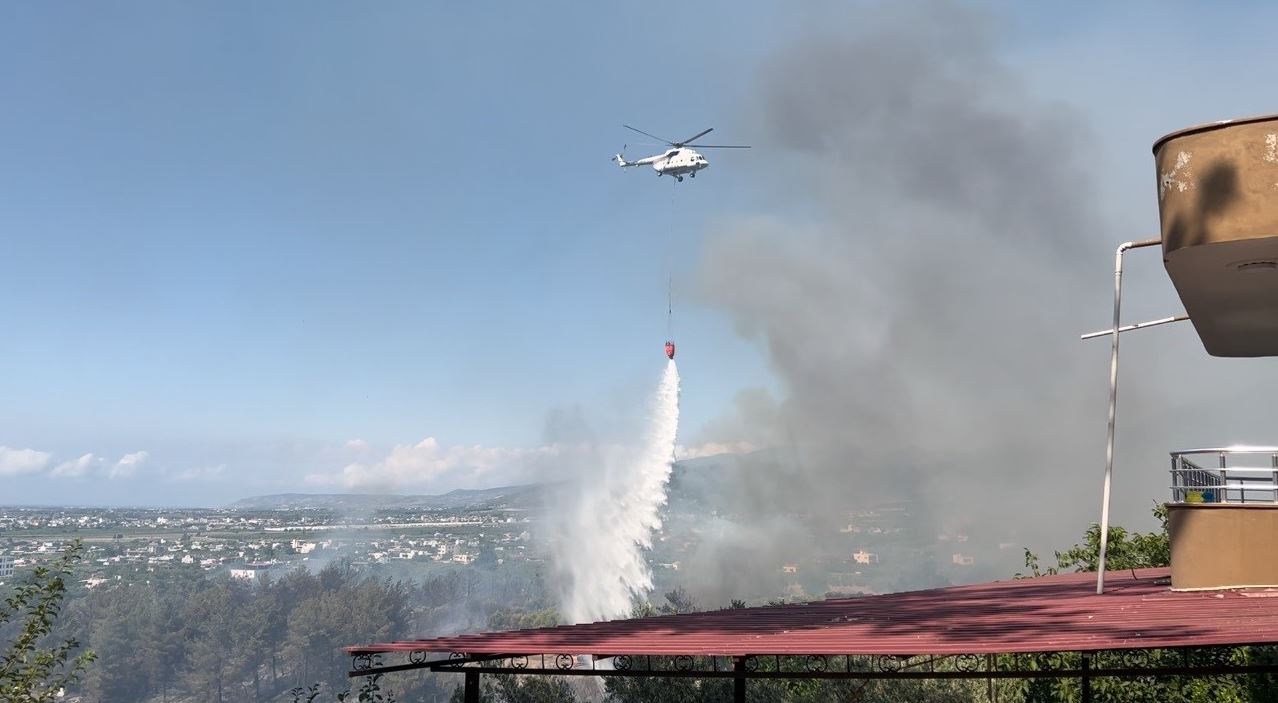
left=1221, top=452, right=1235, bottom=502
left=1171, top=454, right=1180, bottom=503
left=464, top=670, right=480, bottom=703
left=733, top=657, right=746, bottom=703
left=1272, top=453, right=1277, bottom=504
left=1081, top=653, right=1092, bottom=703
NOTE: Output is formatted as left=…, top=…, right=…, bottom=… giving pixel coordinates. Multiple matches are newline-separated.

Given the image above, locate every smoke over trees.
left=686, top=1, right=1114, bottom=600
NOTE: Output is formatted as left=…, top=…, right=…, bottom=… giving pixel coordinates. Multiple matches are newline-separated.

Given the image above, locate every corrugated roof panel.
left=347, top=568, right=1278, bottom=656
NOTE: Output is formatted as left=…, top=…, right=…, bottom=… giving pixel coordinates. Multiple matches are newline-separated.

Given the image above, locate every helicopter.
left=612, top=125, right=750, bottom=182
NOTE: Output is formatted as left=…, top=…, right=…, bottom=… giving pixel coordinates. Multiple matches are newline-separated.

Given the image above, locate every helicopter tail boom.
left=615, top=152, right=662, bottom=169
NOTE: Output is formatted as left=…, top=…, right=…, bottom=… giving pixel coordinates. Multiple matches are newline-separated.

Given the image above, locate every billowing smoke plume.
left=684, top=2, right=1113, bottom=600
left=546, top=361, right=681, bottom=624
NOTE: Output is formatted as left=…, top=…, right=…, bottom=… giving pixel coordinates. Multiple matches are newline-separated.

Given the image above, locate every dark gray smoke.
left=685, top=2, right=1116, bottom=600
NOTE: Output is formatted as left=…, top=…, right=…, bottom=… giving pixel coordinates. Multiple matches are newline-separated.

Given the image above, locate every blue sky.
left=4, top=1, right=1278, bottom=508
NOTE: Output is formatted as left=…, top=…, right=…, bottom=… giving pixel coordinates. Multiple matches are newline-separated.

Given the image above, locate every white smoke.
left=548, top=360, right=681, bottom=624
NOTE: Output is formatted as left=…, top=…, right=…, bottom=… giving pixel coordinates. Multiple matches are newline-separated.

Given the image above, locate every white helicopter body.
left=612, top=126, right=748, bottom=182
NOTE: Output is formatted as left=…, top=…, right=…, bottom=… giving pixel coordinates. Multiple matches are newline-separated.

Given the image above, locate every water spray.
left=553, top=360, right=681, bottom=624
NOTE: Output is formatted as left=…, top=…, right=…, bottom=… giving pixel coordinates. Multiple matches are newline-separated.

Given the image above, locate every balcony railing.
left=1170, top=447, right=1278, bottom=504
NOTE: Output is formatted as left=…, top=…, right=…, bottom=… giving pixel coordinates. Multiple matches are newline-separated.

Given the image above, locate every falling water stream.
left=555, top=360, right=681, bottom=624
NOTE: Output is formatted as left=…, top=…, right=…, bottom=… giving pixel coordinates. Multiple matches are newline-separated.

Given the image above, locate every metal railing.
left=1170, top=447, right=1278, bottom=504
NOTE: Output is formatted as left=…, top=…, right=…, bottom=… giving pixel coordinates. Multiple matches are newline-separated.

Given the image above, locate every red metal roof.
left=347, top=568, right=1278, bottom=657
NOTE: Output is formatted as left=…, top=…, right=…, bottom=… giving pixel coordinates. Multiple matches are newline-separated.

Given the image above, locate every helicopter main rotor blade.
left=679, top=127, right=714, bottom=145
left=693, top=144, right=752, bottom=149
left=623, top=124, right=674, bottom=145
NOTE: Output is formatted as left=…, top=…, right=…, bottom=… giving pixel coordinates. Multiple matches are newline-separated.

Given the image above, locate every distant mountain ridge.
left=227, top=453, right=755, bottom=511
left=227, top=483, right=545, bottom=511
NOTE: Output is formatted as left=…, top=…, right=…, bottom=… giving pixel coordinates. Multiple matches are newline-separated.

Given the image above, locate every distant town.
left=0, top=505, right=528, bottom=584
left=1, top=484, right=1024, bottom=601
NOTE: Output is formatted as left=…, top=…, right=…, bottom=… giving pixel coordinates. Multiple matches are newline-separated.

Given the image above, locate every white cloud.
left=344, top=439, right=371, bottom=452
left=50, top=453, right=98, bottom=478
left=0, top=446, right=52, bottom=476
left=4, top=449, right=153, bottom=480
left=108, top=451, right=149, bottom=479
left=306, top=437, right=559, bottom=492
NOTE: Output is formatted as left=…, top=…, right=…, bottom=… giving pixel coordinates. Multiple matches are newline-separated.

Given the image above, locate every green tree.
left=237, top=580, right=282, bottom=701
left=182, top=579, right=242, bottom=703
left=82, top=585, right=147, bottom=702
left=1055, top=504, right=1171, bottom=573
left=1019, top=504, right=1170, bottom=578
left=494, top=675, right=576, bottom=703
left=658, top=588, right=697, bottom=615
left=285, top=569, right=410, bottom=693
left=605, top=676, right=730, bottom=703
left=0, top=540, right=96, bottom=702
left=450, top=674, right=578, bottom=703
left=486, top=607, right=558, bottom=632
left=139, top=587, right=190, bottom=702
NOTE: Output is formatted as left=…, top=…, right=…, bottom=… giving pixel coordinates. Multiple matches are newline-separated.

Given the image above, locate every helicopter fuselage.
left=613, top=125, right=748, bottom=182
left=614, top=147, right=708, bottom=182
left=652, top=148, right=708, bottom=179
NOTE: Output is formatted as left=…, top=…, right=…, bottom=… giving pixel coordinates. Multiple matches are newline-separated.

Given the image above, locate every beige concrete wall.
left=1168, top=503, right=1278, bottom=590
left=1154, top=117, right=1278, bottom=356
left=1155, top=116, right=1278, bottom=254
